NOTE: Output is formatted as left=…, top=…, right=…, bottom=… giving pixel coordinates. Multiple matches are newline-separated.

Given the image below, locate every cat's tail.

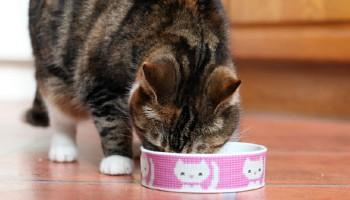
left=208, top=161, right=220, bottom=190
left=23, top=88, right=49, bottom=127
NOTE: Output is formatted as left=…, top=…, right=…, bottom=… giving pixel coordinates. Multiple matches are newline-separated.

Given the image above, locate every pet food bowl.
left=140, top=142, right=267, bottom=193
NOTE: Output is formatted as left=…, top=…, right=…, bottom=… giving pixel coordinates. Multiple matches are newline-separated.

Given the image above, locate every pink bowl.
left=140, top=142, right=267, bottom=193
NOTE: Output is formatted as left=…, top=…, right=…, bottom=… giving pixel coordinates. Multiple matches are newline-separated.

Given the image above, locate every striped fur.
left=27, top=0, right=241, bottom=157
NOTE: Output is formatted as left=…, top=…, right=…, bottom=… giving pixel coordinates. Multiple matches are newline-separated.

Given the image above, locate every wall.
left=0, top=0, right=32, bottom=61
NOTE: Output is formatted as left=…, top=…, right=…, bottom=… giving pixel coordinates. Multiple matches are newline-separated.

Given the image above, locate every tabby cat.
left=26, top=0, right=241, bottom=175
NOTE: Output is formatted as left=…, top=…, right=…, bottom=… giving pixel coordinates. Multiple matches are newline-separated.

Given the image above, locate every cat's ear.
left=139, top=58, right=177, bottom=103
left=206, top=67, right=241, bottom=110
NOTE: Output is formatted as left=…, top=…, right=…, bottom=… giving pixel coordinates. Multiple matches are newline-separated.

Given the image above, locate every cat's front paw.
left=100, top=155, right=134, bottom=175
left=49, top=144, right=78, bottom=162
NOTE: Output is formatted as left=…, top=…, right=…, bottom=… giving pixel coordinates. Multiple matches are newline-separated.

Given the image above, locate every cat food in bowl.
left=140, top=142, right=267, bottom=193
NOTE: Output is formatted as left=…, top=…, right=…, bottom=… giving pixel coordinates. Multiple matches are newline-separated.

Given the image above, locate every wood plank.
left=266, top=153, right=350, bottom=185
left=240, top=114, right=350, bottom=153
left=227, top=0, right=350, bottom=24
left=265, top=187, right=350, bottom=200
left=2, top=101, right=350, bottom=199
left=231, top=24, right=350, bottom=61
left=3, top=181, right=350, bottom=200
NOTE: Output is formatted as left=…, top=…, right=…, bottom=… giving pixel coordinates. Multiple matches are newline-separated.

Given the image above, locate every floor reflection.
left=140, top=186, right=265, bottom=200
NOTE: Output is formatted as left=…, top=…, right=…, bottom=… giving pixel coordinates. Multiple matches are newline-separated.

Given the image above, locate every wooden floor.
left=1, top=101, right=350, bottom=200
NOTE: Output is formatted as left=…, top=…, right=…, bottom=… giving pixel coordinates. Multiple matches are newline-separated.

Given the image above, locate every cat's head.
left=243, top=158, right=264, bottom=180
left=129, top=47, right=241, bottom=153
left=174, top=159, right=210, bottom=183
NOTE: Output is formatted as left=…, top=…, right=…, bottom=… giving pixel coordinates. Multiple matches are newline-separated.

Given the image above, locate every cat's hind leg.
left=46, top=102, right=78, bottom=162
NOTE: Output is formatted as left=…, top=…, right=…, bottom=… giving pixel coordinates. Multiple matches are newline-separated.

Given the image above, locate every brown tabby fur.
left=27, top=0, right=241, bottom=158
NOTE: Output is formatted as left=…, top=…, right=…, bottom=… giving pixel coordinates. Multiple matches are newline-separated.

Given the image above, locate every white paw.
left=100, top=155, right=134, bottom=175
left=49, top=144, right=78, bottom=162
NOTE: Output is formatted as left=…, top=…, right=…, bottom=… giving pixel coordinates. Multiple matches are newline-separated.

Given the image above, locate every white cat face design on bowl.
left=174, top=160, right=210, bottom=183
left=243, top=157, right=264, bottom=180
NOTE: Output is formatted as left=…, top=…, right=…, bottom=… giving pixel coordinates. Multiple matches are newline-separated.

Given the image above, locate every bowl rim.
left=140, top=142, right=267, bottom=157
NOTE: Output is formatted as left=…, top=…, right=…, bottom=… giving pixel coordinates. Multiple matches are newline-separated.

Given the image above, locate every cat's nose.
left=190, top=175, right=194, bottom=179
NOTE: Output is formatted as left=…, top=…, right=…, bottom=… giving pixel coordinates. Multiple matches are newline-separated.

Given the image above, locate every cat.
left=26, top=0, right=241, bottom=175
left=140, top=154, right=155, bottom=186
left=174, top=159, right=219, bottom=191
left=243, top=157, right=264, bottom=187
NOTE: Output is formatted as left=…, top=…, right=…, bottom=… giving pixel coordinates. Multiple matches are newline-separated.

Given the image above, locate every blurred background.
left=222, top=0, right=350, bottom=119
left=1, top=0, right=349, bottom=120
left=0, top=1, right=35, bottom=101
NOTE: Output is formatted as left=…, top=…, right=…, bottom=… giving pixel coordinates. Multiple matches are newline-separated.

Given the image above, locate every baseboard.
left=236, top=59, right=350, bottom=119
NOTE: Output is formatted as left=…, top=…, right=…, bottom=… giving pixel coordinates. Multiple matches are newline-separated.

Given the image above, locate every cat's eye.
left=198, top=172, right=203, bottom=176
left=259, top=168, right=262, bottom=172
left=180, top=172, right=185, bottom=176
left=248, top=170, right=251, bottom=173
